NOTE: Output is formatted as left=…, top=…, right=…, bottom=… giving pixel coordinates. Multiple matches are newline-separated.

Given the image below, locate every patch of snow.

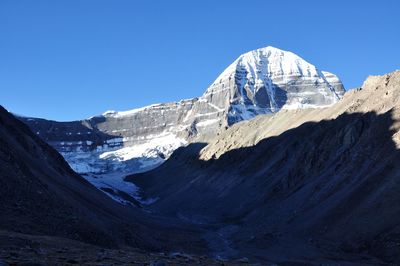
left=196, top=119, right=219, bottom=127
left=102, top=104, right=163, bottom=118
left=105, top=138, right=123, bottom=144
left=82, top=172, right=158, bottom=206
left=100, top=133, right=186, bottom=162
left=206, top=102, right=224, bottom=112
left=228, top=104, right=271, bottom=122
left=57, top=131, right=186, bottom=175
left=102, top=110, right=117, bottom=116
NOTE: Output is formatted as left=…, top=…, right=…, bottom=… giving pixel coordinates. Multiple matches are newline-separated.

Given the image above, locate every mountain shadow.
left=0, top=106, right=209, bottom=253
left=127, top=110, right=400, bottom=263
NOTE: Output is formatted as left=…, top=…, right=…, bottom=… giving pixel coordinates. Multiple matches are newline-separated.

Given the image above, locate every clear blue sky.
left=1, top=0, right=399, bottom=121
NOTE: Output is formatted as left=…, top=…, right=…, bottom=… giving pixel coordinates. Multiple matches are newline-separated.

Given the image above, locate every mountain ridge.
left=19, top=46, right=345, bottom=202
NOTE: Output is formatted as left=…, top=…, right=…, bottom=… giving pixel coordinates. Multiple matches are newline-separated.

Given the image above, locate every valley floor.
left=0, top=230, right=249, bottom=266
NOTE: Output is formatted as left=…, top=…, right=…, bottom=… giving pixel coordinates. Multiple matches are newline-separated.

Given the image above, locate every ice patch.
left=82, top=172, right=158, bottom=206
left=99, top=133, right=186, bottom=162
left=57, top=132, right=186, bottom=175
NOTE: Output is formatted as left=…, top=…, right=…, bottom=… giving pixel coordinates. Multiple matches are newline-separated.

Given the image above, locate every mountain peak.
left=240, top=45, right=289, bottom=58
left=205, top=46, right=345, bottom=123
left=213, top=46, right=321, bottom=86
left=20, top=46, right=345, bottom=178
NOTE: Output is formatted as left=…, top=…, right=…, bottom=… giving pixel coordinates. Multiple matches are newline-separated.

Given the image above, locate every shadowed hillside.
left=128, top=71, right=400, bottom=264
left=129, top=110, right=400, bottom=263
left=0, top=105, right=209, bottom=254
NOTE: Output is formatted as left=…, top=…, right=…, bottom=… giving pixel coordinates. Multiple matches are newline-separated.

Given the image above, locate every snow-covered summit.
left=100, top=46, right=344, bottom=126
left=211, top=46, right=319, bottom=84
left=201, top=46, right=345, bottom=124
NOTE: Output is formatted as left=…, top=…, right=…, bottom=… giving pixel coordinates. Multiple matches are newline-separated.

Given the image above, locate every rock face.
left=20, top=46, right=345, bottom=175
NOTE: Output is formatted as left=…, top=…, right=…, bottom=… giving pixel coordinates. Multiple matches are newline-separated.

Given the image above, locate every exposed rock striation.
left=20, top=46, right=344, bottom=175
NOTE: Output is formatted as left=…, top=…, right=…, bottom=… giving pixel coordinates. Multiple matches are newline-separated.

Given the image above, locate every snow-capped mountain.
left=20, top=46, right=345, bottom=178
left=202, top=46, right=344, bottom=124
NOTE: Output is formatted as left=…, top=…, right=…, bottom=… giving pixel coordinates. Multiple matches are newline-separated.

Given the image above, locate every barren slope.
left=129, top=70, right=400, bottom=263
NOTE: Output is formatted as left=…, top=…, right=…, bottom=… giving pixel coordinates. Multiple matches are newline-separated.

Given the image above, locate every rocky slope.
left=0, top=230, right=244, bottom=266
left=128, top=70, right=400, bottom=263
left=0, top=106, right=208, bottom=254
left=20, top=46, right=344, bottom=180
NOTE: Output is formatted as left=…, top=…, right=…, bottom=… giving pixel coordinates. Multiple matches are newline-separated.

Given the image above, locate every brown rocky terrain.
left=129, top=70, right=400, bottom=264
